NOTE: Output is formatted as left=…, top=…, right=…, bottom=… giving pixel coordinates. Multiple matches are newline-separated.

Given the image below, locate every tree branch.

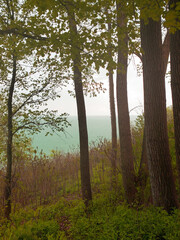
left=0, top=28, right=48, bottom=40
left=5, top=0, right=12, bottom=20
left=134, top=51, right=142, bottom=61
left=12, top=83, right=49, bottom=116
left=129, top=105, right=143, bottom=114
left=12, top=121, right=49, bottom=135
left=162, top=30, right=170, bottom=76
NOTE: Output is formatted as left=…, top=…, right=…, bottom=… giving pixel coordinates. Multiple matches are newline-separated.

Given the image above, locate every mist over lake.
left=31, top=115, right=137, bottom=155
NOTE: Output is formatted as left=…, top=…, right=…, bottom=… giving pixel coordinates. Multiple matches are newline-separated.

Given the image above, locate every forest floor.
left=1, top=189, right=180, bottom=239
left=0, top=139, right=180, bottom=239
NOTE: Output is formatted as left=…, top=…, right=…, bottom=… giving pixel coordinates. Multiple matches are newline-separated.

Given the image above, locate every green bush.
left=69, top=200, right=180, bottom=240
left=3, top=220, right=60, bottom=240
left=1, top=196, right=180, bottom=240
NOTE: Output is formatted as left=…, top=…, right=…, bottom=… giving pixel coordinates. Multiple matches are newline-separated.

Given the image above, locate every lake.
left=32, top=115, right=137, bottom=155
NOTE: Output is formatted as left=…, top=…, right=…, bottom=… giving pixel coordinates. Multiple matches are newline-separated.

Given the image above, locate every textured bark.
left=137, top=129, right=150, bottom=205
left=138, top=129, right=148, bottom=185
left=66, top=3, right=92, bottom=205
left=4, top=55, right=16, bottom=219
left=138, top=31, right=170, bottom=191
left=107, top=15, right=117, bottom=182
left=116, top=0, right=136, bottom=203
left=109, top=71, right=117, bottom=175
left=140, top=18, right=178, bottom=212
left=169, top=0, right=180, bottom=186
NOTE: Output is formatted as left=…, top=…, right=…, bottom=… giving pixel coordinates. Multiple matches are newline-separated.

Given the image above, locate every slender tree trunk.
left=169, top=0, right=180, bottom=186
left=109, top=71, right=117, bottom=178
left=107, top=13, right=117, bottom=183
left=116, top=0, right=136, bottom=203
left=4, top=55, right=16, bottom=219
left=66, top=4, right=92, bottom=206
left=140, top=18, right=178, bottom=212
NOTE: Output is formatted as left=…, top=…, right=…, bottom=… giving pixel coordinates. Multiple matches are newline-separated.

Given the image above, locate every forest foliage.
left=0, top=0, right=180, bottom=238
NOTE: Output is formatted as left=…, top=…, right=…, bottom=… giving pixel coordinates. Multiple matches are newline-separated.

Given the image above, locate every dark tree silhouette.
left=137, top=31, right=170, bottom=202
left=169, top=0, right=180, bottom=186
left=140, top=17, right=178, bottom=212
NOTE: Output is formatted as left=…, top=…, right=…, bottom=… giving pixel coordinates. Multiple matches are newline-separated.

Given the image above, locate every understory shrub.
left=2, top=219, right=60, bottom=240
left=1, top=196, right=180, bottom=240
left=69, top=201, right=180, bottom=240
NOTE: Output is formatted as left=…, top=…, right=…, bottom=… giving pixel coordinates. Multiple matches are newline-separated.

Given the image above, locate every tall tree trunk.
left=66, top=3, right=92, bottom=206
left=169, top=0, right=180, bottom=186
left=140, top=18, right=178, bottom=212
left=109, top=71, right=118, bottom=179
left=138, top=31, right=170, bottom=195
left=4, top=54, right=16, bottom=219
left=116, top=0, right=136, bottom=203
left=107, top=12, right=117, bottom=183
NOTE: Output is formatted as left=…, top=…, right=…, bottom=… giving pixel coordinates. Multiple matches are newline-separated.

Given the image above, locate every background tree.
left=104, top=4, right=118, bottom=185
left=116, top=0, right=136, bottom=203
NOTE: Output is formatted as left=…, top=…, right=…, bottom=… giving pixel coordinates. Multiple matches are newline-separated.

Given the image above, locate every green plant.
left=4, top=220, right=60, bottom=240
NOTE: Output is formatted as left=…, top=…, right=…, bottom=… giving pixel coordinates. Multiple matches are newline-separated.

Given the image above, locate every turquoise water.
left=32, top=115, right=136, bottom=155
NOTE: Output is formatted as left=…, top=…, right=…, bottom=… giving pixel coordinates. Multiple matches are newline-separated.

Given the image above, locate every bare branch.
left=129, top=105, right=143, bottom=114
left=134, top=52, right=142, bottom=62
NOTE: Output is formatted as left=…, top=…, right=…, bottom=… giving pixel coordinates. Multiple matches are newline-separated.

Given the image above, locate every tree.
left=0, top=0, right=69, bottom=218
left=65, top=1, right=92, bottom=206
left=140, top=13, right=178, bottom=212
left=4, top=54, right=16, bottom=219
left=116, top=0, right=136, bottom=203
left=28, top=0, right=109, bottom=206
left=137, top=31, right=170, bottom=200
left=169, top=0, right=180, bottom=186
left=105, top=6, right=118, bottom=185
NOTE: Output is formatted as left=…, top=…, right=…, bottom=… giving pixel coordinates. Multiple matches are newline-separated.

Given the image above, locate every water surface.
left=32, top=115, right=136, bottom=154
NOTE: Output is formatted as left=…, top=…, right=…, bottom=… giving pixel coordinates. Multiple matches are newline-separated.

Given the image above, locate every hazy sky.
left=48, top=57, right=172, bottom=116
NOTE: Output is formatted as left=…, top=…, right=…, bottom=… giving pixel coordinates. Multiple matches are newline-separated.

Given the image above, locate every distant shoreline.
left=32, top=115, right=138, bottom=155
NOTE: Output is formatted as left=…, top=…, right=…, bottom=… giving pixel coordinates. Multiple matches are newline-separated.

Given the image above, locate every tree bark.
left=66, top=3, right=92, bottom=206
left=138, top=129, right=148, bottom=184
left=4, top=54, right=16, bottom=219
left=138, top=31, right=170, bottom=194
left=107, top=13, right=117, bottom=184
left=140, top=18, right=178, bottom=212
left=116, top=0, right=136, bottom=203
left=109, top=71, right=118, bottom=178
left=169, top=0, right=180, bottom=186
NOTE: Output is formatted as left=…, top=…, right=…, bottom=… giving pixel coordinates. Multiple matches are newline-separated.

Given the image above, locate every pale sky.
left=48, top=57, right=172, bottom=116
